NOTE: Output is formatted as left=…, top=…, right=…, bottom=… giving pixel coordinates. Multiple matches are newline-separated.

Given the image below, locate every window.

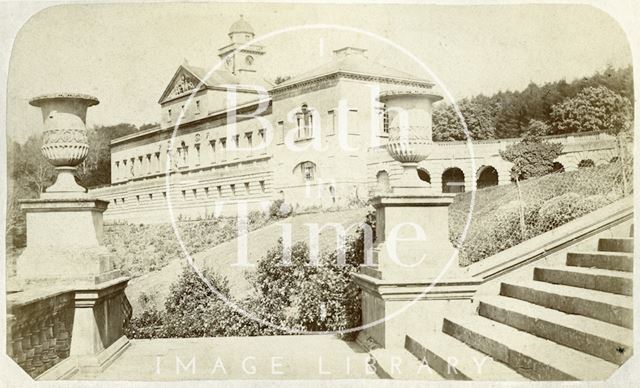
left=146, top=154, right=152, bottom=174
left=220, top=138, right=227, bottom=160
left=244, top=182, right=250, bottom=195
left=194, top=144, right=201, bottom=165
left=155, top=152, right=161, bottom=172
left=245, top=132, right=253, bottom=155
left=130, top=158, right=136, bottom=177
left=121, top=197, right=125, bottom=203
left=230, top=184, right=236, bottom=196
left=233, top=135, right=240, bottom=156
left=192, top=188, right=197, bottom=198
left=113, top=199, right=117, bottom=205
left=217, top=185, right=222, bottom=197
left=148, top=193, right=153, bottom=200
left=136, top=195, right=140, bottom=204
left=294, top=161, right=317, bottom=182
left=295, top=104, right=313, bottom=140
left=181, top=190, right=186, bottom=200
left=209, top=140, right=216, bottom=163
left=382, top=104, right=390, bottom=134
left=327, top=110, right=336, bottom=135
left=167, top=109, right=172, bottom=122
left=162, top=192, right=167, bottom=200
left=195, top=100, right=201, bottom=114
left=179, top=141, right=188, bottom=166
left=348, top=109, right=359, bottom=134
left=259, top=180, right=266, bottom=193
left=277, top=121, right=285, bottom=144
left=204, top=187, right=209, bottom=198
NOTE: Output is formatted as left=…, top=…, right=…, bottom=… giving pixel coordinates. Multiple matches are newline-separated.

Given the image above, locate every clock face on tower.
left=245, top=55, right=254, bottom=66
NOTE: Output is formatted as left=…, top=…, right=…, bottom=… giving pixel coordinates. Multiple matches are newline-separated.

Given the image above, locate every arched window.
left=578, top=159, right=595, bottom=168
left=476, top=166, right=498, bottom=189
left=417, top=168, right=431, bottom=184
left=442, top=167, right=465, bottom=194
left=293, top=161, right=317, bottom=182
left=329, top=185, right=337, bottom=203
left=376, top=171, right=391, bottom=193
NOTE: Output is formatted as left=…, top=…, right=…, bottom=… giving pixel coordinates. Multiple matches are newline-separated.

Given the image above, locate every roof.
left=158, top=63, right=273, bottom=104
left=229, top=16, right=254, bottom=35
left=274, top=47, right=434, bottom=89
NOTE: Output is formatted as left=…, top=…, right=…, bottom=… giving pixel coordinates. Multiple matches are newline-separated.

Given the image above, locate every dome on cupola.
left=229, top=15, right=254, bottom=36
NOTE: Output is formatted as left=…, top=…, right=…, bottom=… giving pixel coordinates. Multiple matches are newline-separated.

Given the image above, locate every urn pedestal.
left=354, top=90, right=477, bottom=350
left=12, top=93, right=131, bottom=379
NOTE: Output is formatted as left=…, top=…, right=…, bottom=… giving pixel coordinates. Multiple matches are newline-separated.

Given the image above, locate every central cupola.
left=218, top=15, right=265, bottom=75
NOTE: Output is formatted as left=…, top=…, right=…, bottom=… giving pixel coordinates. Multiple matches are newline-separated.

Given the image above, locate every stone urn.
left=29, top=93, right=99, bottom=196
left=379, top=90, right=442, bottom=194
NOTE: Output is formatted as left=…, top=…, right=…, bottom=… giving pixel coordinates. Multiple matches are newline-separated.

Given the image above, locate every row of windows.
left=167, top=99, right=202, bottom=122
left=112, top=180, right=267, bottom=206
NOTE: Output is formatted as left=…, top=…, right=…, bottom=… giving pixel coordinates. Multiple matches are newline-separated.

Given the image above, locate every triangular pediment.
left=158, top=65, right=206, bottom=104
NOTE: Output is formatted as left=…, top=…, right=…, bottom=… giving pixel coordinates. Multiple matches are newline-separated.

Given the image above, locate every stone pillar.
left=15, top=93, right=131, bottom=377
left=353, top=90, right=478, bottom=350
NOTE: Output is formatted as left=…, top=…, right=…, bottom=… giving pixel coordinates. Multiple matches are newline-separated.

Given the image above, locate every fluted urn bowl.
left=29, top=93, right=99, bottom=168
left=386, top=127, right=431, bottom=164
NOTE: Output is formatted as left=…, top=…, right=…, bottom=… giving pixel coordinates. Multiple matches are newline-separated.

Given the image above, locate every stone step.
left=478, top=295, right=633, bottom=365
left=370, top=347, right=444, bottom=380
left=442, top=315, right=618, bottom=380
left=598, top=238, right=633, bottom=253
left=566, top=251, right=633, bottom=272
left=405, top=332, right=528, bottom=380
left=500, top=281, right=632, bottom=329
left=533, top=265, right=633, bottom=296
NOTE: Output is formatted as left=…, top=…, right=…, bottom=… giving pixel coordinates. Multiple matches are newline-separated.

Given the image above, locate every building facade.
left=90, top=17, right=619, bottom=223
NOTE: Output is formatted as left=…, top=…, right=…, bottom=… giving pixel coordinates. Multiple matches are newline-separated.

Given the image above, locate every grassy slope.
left=125, top=207, right=369, bottom=315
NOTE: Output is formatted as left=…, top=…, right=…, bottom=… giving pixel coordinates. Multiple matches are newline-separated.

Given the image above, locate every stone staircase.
left=382, top=225, right=634, bottom=380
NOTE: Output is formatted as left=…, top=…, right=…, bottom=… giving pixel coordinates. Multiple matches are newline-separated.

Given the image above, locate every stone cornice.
left=271, top=71, right=434, bottom=96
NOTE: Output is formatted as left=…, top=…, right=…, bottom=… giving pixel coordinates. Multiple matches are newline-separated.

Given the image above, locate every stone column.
left=352, top=90, right=479, bottom=350
left=16, top=93, right=131, bottom=377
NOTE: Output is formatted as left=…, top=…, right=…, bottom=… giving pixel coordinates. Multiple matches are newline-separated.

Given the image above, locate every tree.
left=433, top=98, right=497, bottom=141
left=500, top=121, right=564, bottom=181
left=550, top=85, right=633, bottom=134
left=500, top=122, right=563, bottom=238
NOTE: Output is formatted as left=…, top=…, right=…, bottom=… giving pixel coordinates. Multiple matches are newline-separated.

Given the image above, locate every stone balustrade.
left=7, top=290, right=74, bottom=378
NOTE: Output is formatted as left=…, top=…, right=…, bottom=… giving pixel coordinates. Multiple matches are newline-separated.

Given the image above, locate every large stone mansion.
left=90, top=16, right=619, bottom=222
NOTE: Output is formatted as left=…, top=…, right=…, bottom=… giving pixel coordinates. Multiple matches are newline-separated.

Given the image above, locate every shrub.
left=451, top=161, right=631, bottom=266
left=537, top=193, right=609, bottom=232
left=126, top=210, right=376, bottom=339
left=125, top=267, right=263, bottom=338
left=268, top=199, right=292, bottom=219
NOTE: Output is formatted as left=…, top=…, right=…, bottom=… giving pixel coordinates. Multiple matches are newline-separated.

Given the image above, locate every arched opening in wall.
left=610, top=156, right=620, bottom=163
left=476, top=166, right=498, bottom=189
left=442, top=168, right=465, bottom=194
left=578, top=159, right=595, bottom=168
left=552, top=162, right=565, bottom=173
left=329, top=185, right=337, bottom=203
left=417, top=168, right=431, bottom=184
left=376, top=170, right=391, bottom=193
left=293, top=161, right=317, bottom=183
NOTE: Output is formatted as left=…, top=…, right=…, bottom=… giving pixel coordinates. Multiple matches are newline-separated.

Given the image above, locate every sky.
left=7, top=2, right=632, bottom=143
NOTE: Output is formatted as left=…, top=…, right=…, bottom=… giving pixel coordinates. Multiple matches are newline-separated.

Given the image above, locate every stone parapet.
left=7, top=289, right=75, bottom=378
